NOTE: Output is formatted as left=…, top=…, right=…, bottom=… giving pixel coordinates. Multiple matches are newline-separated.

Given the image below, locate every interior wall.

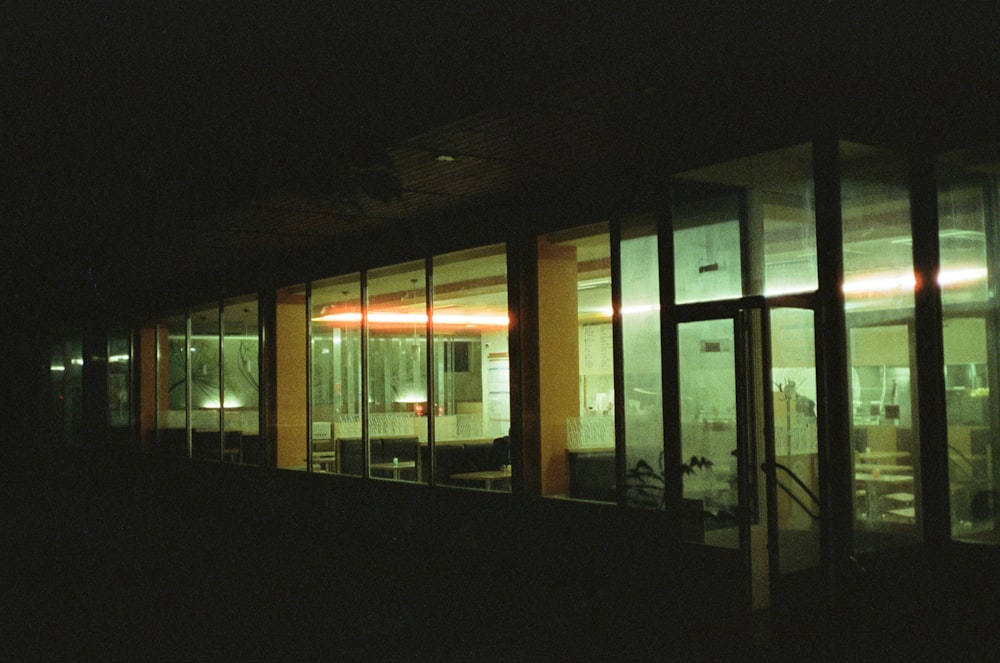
left=275, top=289, right=307, bottom=468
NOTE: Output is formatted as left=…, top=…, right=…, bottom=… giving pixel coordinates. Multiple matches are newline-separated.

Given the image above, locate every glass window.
left=223, top=297, right=260, bottom=465
left=156, top=312, right=189, bottom=457
left=48, top=335, right=83, bottom=445
left=537, top=223, right=614, bottom=501
left=431, top=244, right=511, bottom=491
left=770, top=307, right=821, bottom=572
left=190, top=304, right=222, bottom=461
left=937, top=148, right=997, bottom=542
left=367, top=261, right=426, bottom=482
left=310, top=275, right=363, bottom=475
left=107, top=329, right=131, bottom=437
left=841, top=142, right=921, bottom=549
left=673, top=144, right=817, bottom=298
left=672, top=181, right=743, bottom=304
left=620, top=215, right=665, bottom=509
left=677, top=318, right=740, bottom=548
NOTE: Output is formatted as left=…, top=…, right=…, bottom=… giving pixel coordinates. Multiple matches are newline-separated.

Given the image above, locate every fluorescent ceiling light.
left=312, top=309, right=509, bottom=327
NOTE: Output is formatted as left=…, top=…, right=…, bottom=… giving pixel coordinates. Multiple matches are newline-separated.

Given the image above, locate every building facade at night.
left=26, top=4, right=1000, bottom=647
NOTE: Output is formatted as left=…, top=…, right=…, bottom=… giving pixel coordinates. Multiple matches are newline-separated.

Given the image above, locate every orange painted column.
left=275, top=288, right=308, bottom=468
left=535, top=237, right=579, bottom=497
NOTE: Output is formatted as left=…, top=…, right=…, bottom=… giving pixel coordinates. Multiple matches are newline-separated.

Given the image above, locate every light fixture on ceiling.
left=435, top=154, right=456, bottom=162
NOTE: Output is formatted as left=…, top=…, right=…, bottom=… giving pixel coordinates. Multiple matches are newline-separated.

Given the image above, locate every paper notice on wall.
left=580, top=323, right=612, bottom=375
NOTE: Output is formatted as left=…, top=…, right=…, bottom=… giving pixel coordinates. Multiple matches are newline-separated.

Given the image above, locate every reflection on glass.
left=672, top=180, right=743, bottom=304
left=678, top=319, right=739, bottom=548
left=537, top=223, right=613, bottom=500
left=432, top=244, right=511, bottom=491
left=674, top=145, right=817, bottom=297
left=223, top=297, right=259, bottom=465
left=157, top=313, right=188, bottom=456
left=107, top=329, right=131, bottom=432
left=310, top=275, right=362, bottom=475
left=49, top=336, right=83, bottom=445
left=367, top=261, right=425, bottom=481
left=937, top=147, right=998, bottom=542
left=190, top=304, right=221, bottom=461
left=842, top=142, right=921, bottom=549
left=620, top=215, right=665, bottom=509
left=770, top=308, right=821, bottom=573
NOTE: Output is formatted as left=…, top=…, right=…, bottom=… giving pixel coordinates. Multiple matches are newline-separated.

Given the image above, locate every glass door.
left=676, top=300, right=823, bottom=611
left=675, top=300, right=764, bottom=614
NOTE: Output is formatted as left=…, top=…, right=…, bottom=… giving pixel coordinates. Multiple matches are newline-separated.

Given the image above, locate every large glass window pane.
left=190, top=304, right=221, bottom=461
left=620, top=215, right=665, bottom=509
left=673, top=145, right=817, bottom=298
left=536, top=223, right=614, bottom=501
left=672, top=181, right=743, bottom=304
left=431, top=244, right=511, bottom=491
left=156, top=313, right=188, bottom=457
left=770, top=308, right=821, bottom=572
left=107, top=329, right=131, bottom=439
left=937, top=148, right=997, bottom=542
left=842, top=143, right=921, bottom=549
left=310, top=275, right=363, bottom=475
left=223, top=297, right=260, bottom=465
left=678, top=319, right=740, bottom=548
left=367, top=261, right=425, bottom=482
left=48, top=335, right=83, bottom=445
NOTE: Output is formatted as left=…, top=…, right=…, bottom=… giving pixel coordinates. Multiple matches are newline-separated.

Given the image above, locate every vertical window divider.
left=983, top=171, right=1000, bottom=520
left=507, top=237, right=526, bottom=496
left=426, top=256, right=435, bottom=486
left=658, top=193, right=683, bottom=533
left=184, top=309, right=193, bottom=458
left=305, top=280, right=314, bottom=473
left=910, top=153, right=950, bottom=543
left=154, top=320, right=161, bottom=451
left=217, top=299, right=225, bottom=458
left=610, top=217, right=627, bottom=506
left=360, top=271, right=370, bottom=479
left=812, top=135, right=851, bottom=585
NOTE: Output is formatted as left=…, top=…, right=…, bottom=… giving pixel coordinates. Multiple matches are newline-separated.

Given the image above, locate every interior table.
left=857, top=450, right=910, bottom=463
left=370, top=460, right=416, bottom=480
left=449, top=467, right=512, bottom=490
left=855, top=472, right=914, bottom=523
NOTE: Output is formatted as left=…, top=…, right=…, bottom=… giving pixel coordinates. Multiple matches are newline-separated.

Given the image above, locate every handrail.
left=762, top=460, right=821, bottom=520
left=775, top=479, right=821, bottom=520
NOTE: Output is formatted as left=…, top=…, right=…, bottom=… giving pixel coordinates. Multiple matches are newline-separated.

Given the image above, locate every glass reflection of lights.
left=313, top=309, right=509, bottom=327
left=843, top=266, right=987, bottom=296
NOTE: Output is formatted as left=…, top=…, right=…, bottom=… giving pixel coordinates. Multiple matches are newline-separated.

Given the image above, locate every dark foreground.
left=2, top=445, right=997, bottom=661
left=0, top=446, right=736, bottom=661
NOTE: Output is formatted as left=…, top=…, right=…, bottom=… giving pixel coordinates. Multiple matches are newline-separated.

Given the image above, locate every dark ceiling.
left=5, top=1, right=1000, bottom=328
